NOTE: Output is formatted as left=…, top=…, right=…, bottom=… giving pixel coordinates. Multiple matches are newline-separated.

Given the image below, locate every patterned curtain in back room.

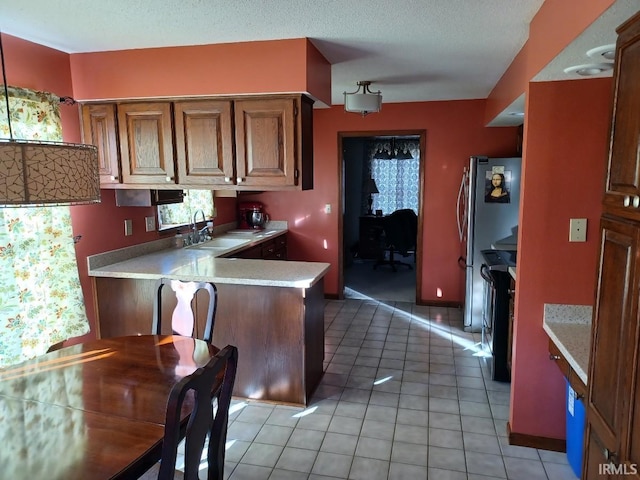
left=366, top=138, right=420, bottom=215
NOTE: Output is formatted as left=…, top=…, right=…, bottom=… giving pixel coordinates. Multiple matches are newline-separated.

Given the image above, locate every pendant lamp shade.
left=0, top=32, right=100, bottom=207
left=0, top=140, right=100, bottom=206
left=344, top=81, right=382, bottom=116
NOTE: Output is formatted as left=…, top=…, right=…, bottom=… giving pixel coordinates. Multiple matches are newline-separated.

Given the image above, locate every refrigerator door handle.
left=456, top=171, right=467, bottom=242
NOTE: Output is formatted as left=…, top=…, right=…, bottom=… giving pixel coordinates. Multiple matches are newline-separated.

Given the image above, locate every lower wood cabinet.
left=228, top=234, right=287, bottom=260
left=93, top=276, right=324, bottom=406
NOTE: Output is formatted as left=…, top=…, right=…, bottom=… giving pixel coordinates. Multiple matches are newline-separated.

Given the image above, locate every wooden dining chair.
left=152, top=278, right=217, bottom=343
left=140, top=344, right=238, bottom=480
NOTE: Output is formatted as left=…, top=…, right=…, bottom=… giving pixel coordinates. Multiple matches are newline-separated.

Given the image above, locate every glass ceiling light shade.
left=344, top=81, right=382, bottom=116
left=0, top=32, right=100, bottom=207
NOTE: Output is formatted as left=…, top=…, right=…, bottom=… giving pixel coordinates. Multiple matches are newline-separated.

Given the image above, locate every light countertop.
left=88, top=227, right=330, bottom=289
left=542, top=304, right=592, bottom=385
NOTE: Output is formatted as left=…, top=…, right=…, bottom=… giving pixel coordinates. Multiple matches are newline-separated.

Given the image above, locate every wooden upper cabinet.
left=234, top=97, right=295, bottom=188
left=603, top=16, right=640, bottom=221
left=81, top=94, right=313, bottom=190
left=174, top=100, right=235, bottom=186
left=81, top=104, right=120, bottom=185
left=234, top=95, right=313, bottom=190
left=117, top=102, right=176, bottom=185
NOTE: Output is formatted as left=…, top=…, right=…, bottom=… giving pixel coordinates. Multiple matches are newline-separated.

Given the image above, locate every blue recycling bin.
left=566, top=379, right=586, bottom=478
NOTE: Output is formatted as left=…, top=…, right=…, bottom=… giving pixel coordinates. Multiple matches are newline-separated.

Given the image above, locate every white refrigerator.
left=457, top=156, right=521, bottom=332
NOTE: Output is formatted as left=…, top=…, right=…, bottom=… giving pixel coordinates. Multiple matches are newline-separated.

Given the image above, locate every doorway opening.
left=338, top=131, right=426, bottom=303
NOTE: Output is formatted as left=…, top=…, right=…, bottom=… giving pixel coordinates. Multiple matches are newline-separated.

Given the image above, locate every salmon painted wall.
left=509, top=78, right=610, bottom=439
left=70, top=38, right=331, bottom=105
left=240, top=100, right=519, bottom=302
left=485, top=0, right=615, bottom=123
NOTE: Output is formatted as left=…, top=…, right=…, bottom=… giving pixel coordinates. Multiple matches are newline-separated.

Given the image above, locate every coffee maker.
left=238, top=201, right=267, bottom=229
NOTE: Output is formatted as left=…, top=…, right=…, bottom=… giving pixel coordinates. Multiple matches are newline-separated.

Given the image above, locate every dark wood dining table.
left=0, top=335, right=218, bottom=480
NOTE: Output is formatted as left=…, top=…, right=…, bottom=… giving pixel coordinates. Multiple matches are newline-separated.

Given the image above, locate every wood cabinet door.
left=234, top=97, right=297, bottom=188
left=585, top=422, right=620, bottom=479
left=174, top=100, right=235, bottom=186
left=603, top=15, right=640, bottom=221
left=118, top=102, right=176, bottom=185
left=81, top=104, right=120, bottom=185
left=586, top=216, right=640, bottom=476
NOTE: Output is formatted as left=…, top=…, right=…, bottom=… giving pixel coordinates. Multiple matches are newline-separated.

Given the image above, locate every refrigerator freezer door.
left=464, top=156, right=521, bottom=331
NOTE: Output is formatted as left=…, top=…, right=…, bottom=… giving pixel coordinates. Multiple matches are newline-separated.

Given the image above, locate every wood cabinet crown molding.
left=80, top=94, right=314, bottom=192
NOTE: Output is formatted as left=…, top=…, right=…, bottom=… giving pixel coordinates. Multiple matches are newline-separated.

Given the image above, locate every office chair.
left=374, top=209, right=417, bottom=272
left=152, top=278, right=217, bottom=343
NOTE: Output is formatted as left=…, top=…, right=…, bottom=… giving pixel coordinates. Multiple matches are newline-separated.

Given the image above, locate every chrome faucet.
left=191, top=209, right=207, bottom=244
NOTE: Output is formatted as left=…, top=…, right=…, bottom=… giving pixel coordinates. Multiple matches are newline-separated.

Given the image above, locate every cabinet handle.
left=224, top=177, right=231, bottom=183
left=633, top=195, right=640, bottom=208
left=110, top=175, right=118, bottom=181
left=604, top=448, right=617, bottom=463
left=549, top=354, right=560, bottom=361
left=624, top=195, right=631, bottom=207
left=237, top=177, right=244, bottom=183
left=165, top=176, right=174, bottom=182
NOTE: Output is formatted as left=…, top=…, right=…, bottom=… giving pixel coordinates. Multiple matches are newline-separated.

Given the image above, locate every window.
left=369, top=138, right=420, bottom=215
left=157, top=190, right=215, bottom=231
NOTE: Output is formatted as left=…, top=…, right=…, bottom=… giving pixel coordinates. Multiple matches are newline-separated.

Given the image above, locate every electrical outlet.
left=325, top=204, right=331, bottom=214
left=124, top=219, right=133, bottom=236
left=569, top=218, right=587, bottom=242
left=145, top=216, right=156, bottom=232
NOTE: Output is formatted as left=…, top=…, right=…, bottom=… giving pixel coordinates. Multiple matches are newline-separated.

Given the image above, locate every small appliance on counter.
left=238, top=201, right=269, bottom=229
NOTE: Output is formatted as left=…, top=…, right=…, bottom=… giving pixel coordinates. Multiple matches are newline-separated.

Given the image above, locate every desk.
left=359, top=215, right=385, bottom=259
left=0, top=335, right=217, bottom=480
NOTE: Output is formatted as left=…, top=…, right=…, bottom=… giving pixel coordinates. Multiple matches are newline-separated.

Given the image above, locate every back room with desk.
left=342, top=135, right=421, bottom=303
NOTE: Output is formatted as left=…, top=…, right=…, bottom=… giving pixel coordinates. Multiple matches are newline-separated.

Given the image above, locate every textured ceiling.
left=1, top=0, right=638, bottom=125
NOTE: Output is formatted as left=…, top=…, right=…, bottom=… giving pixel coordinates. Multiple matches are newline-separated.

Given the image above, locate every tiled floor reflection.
left=221, top=299, right=577, bottom=480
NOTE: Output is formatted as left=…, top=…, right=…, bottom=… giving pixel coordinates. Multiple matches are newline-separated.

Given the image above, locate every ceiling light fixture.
left=586, top=44, right=616, bottom=61
left=344, top=81, right=382, bottom=117
left=0, top=32, right=100, bottom=206
left=563, top=63, right=613, bottom=77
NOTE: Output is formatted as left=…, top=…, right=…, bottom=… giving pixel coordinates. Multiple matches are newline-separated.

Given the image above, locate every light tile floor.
left=219, top=299, right=578, bottom=480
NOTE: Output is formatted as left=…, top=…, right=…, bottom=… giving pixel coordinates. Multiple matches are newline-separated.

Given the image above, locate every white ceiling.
left=1, top=0, right=638, bottom=126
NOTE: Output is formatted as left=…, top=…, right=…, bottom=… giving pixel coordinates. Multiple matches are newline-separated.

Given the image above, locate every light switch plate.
left=569, top=218, right=587, bottom=242
left=145, top=216, right=156, bottom=232
left=124, top=219, right=133, bottom=236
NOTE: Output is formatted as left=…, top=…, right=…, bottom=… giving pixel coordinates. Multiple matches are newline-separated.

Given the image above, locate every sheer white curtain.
left=0, top=86, right=90, bottom=367
left=369, top=139, right=420, bottom=215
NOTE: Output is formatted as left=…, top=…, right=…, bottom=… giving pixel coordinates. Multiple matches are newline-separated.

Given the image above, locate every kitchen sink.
left=196, top=237, right=249, bottom=249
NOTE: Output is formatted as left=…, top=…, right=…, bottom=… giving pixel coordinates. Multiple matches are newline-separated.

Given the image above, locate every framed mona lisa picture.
left=484, top=168, right=512, bottom=203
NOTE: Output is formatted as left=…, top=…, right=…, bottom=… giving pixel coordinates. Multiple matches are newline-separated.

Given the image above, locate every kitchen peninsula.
left=88, top=228, right=330, bottom=406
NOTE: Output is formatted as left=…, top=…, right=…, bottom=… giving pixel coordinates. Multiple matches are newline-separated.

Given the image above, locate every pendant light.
left=0, top=32, right=100, bottom=207
left=344, top=81, right=382, bottom=116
